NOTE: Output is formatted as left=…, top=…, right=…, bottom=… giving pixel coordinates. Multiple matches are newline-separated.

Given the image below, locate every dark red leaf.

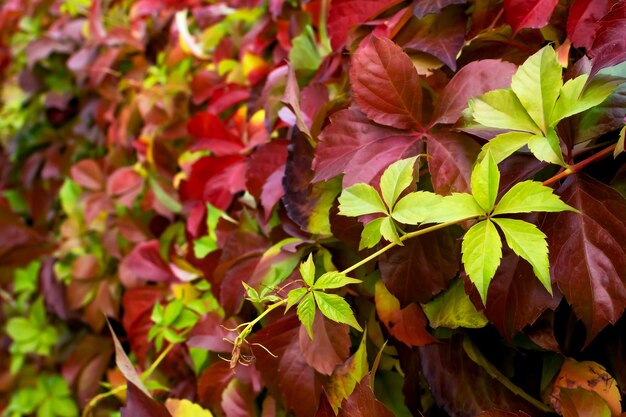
left=120, top=240, right=176, bottom=283
left=187, top=313, right=239, bottom=353
left=313, top=107, right=421, bottom=186
left=476, top=411, right=532, bottom=417
left=503, top=0, right=559, bottom=34
left=589, top=2, right=626, bottom=77
left=328, top=0, right=403, bottom=49
left=246, top=140, right=289, bottom=200
left=182, top=155, right=247, bottom=210
left=188, top=112, right=242, bottom=155
left=0, top=206, right=53, bottom=267
left=106, top=167, right=144, bottom=201
left=427, top=129, right=481, bottom=195
left=412, top=0, right=467, bottom=19
left=70, top=159, right=104, bottom=190
left=546, top=174, right=626, bottom=343
left=336, top=376, right=395, bottom=417
left=221, top=379, right=258, bottom=417
left=350, top=36, right=424, bottom=130
left=432, top=59, right=518, bottom=125
left=315, top=392, right=336, bottom=417
left=379, top=229, right=459, bottom=306
left=121, top=286, right=165, bottom=363
left=567, top=0, right=611, bottom=50
left=197, top=361, right=235, bottom=410
left=396, top=5, right=467, bottom=71
left=299, top=311, right=351, bottom=376
left=120, top=381, right=172, bottom=417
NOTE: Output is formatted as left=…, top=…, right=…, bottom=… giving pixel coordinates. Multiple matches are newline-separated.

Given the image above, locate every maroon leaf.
left=379, top=229, right=459, bottom=306
left=70, top=159, right=104, bottom=190
left=427, top=129, right=481, bottom=195
left=432, top=59, right=518, bottom=125
left=121, top=381, right=172, bottom=417
left=503, top=0, right=559, bottom=34
left=197, top=361, right=235, bottom=411
left=246, top=140, right=289, bottom=200
left=0, top=206, right=53, bottom=267
left=120, top=240, right=176, bottom=283
left=412, top=0, right=467, bottom=19
left=546, top=174, right=626, bottom=344
left=328, top=0, right=403, bottom=49
left=589, top=2, right=626, bottom=77
left=299, top=311, right=351, bottom=376
left=335, top=376, right=395, bottom=417
left=121, top=286, right=165, bottom=363
left=566, top=0, right=611, bottom=50
left=313, top=107, right=421, bottom=186
left=315, top=392, right=336, bottom=417
left=106, top=167, right=144, bottom=202
left=350, top=36, right=424, bottom=130
left=396, top=5, right=467, bottom=71
left=476, top=411, right=532, bottom=417
left=252, top=314, right=326, bottom=417
left=419, top=335, right=540, bottom=416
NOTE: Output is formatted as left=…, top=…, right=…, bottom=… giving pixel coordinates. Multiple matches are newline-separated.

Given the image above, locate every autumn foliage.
left=1, top=0, right=626, bottom=417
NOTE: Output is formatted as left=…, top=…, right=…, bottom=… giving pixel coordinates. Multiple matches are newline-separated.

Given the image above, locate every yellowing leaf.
left=165, top=398, right=214, bottom=417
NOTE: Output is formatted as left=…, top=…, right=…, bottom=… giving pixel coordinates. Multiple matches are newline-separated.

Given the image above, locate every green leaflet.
left=314, top=271, right=362, bottom=290
left=471, top=151, right=500, bottom=212
left=493, top=180, right=578, bottom=215
left=379, top=216, right=401, bottom=245
left=527, top=128, right=566, bottom=166
left=380, top=156, right=417, bottom=210
left=314, top=291, right=363, bottom=331
left=461, top=219, right=502, bottom=304
left=289, top=25, right=322, bottom=81
left=511, top=45, right=563, bottom=132
left=338, top=183, right=387, bottom=216
left=422, top=193, right=485, bottom=223
left=422, top=278, right=488, bottom=329
left=297, top=292, right=316, bottom=339
left=478, top=132, right=533, bottom=164
left=391, top=191, right=443, bottom=224
left=616, top=125, right=625, bottom=157
left=469, top=89, right=541, bottom=134
left=299, top=253, right=316, bottom=287
left=359, top=217, right=384, bottom=250
left=492, top=218, right=552, bottom=294
left=285, top=287, right=308, bottom=312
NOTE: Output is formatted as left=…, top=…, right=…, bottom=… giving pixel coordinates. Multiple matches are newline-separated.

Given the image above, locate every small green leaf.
left=461, top=219, right=502, bottom=304
left=492, top=218, right=552, bottom=294
left=478, top=132, right=533, bottom=164
left=471, top=151, right=500, bottom=212
left=162, top=327, right=186, bottom=344
left=421, top=193, right=485, bottom=223
left=338, top=183, right=387, bottom=217
left=163, top=299, right=184, bottom=326
left=422, top=279, right=488, bottom=329
left=511, top=45, right=562, bottom=132
left=150, top=303, right=164, bottom=324
left=297, top=292, right=316, bottom=339
left=391, top=191, right=443, bottom=224
left=469, top=89, right=541, bottom=134
left=299, top=253, right=316, bottom=287
left=616, top=125, right=625, bottom=158
left=289, top=25, right=322, bottom=81
left=286, top=287, right=308, bottom=312
left=359, top=217, right=384, bottom=250
left=527, top=128, right=566, bottom=166
left=380, top=157, right=417, bottom=209
left=314, top=291, right=362, bottom=332
left=493, top=180, right=578, bottom=215
left=379, top=216, right=401, bottom=244
left=314, top=271, right=361, bottom=290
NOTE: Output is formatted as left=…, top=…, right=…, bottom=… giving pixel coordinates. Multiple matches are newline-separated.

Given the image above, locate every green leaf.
left=6, top=318, right=38, bottom=342
left=313, top=291, right=362, bottom=331
left=380, top=157, right=417, bottom=209
left=461, top=219, right=502, bottom=304
left=163, top=299, right=184, bottom=326
left=314, top=271, right=361, bottom=290
left=527, top=128, right=566, bottom=166
left=422, top=278, right=488, bottom=329
left=150, top=303, right=164, bottom=324
left=379, top=216, right=401, bottom=244
left=193, top=236, right=218, bottom=258
left=359, top=217, right=384, bottom=250
left=511, top=46, right=562, bottom=132
left=326, top=332, right=368, bottom=412
left=492, top=218, right=552, bottom=294
left=469, top=89, right=541, bottom=134
left=289, top=25, right=322, bottom=81
left=299, top=253, right=316, bottom=287
left=14, top=261, right=41, bottom=295
left=470, top=151, right=499, bottom=212
left=493, top=180, right=578, bottom=215
left=286, top=287, right=308, bottom=312
left=477, top=132, right=533, bottom=164
left=391, top=191, right=443, bottom=224
left=616, top=125, right=625, bottom=158
left=297, top=292, right=316, bottom=339
left=338, top=183, right=387, bottom=216
left=421, top=193, right=485, bottom=223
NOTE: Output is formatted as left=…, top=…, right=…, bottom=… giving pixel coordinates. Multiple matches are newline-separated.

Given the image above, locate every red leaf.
left=375, top=281, right=436, bottom=347
left=121, top=381, right=172, bottom=417
left=379, top=229, right=459, bottom=306
left=412, top=0, right=467, bottom=19
left=566, top=0, right=611, bottom=50
left=121, top=240, right=176, bottom=283
left=589, top=2, right=626, bottom=77
left=70, top=159, right=104, bottom=190
left=313, top=108, right=421, bottom=186
left=350, top=36, right=424, bottom=130
left=106, top=167, right=144, bottom=200
left=328, top=0, right=403, bottom=49
left=559, top=388, right=613, bottom=417
left=187, top=313, right=239, bottom=353
left=0, top=206, right=53, bottom=267
left=299, top=311, right=351, bottom=376
left=252, top=314, right=326, bottom=417
left=182, top=155, right=247, bottom=210
left=427, top=129, right=481, bottom=195
left=396, top=5, right=467, bottom=71
left=315, top=392, right=336, bottom=417
left=188, top=112, right=242, bottom=155
left=503, top=0, right=559, bottom=34
left=546, top=174, right=626, bottom=344
left=197, top=361, right=235, bottom=411
left=121, top=286, right=165, bottom=363
left=246, top=140, right=288, bottom=200
left=335, top=377, right=395, bottom=417
left=432, top=59, right=518, bottom=125
left=476, top=411, right=532, bottom=417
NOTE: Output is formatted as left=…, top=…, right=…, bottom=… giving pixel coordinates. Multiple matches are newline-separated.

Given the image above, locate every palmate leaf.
left=359, top=218, right=384, bottom=250
left=338, top=184, right=387, bottom=216
left=391, top=191, right=443, bottom=224
left=493, top=180, right=577, bottom=215
left=422, top=193, right=485, bottom=223
left=527, top=128, right=566, bottom=166
left=314, top=292, right=363, bottom=332
left=379, top=156, right=417, bottom=210
left=477, top=132, right=533, bottom=164
left=461, top=219, right=502, bottom=303
left=468, top=89, right=541, bottom=134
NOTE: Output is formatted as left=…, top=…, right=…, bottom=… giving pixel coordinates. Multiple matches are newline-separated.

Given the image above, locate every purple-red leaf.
left=566, top=0, right=611, bottom=50
left=503, top=0, right=559, bottom=34
left=335, top=376, right=395, bottom=417
left=299, top=311, right=351, bottom=376
left=121, top=381, right=172, bottom=417
left=589, top=2, right=626, bottom=77
left=427, top=129, right=481, bottom=195
left=546, top=174, right=626, bottom=344
left=412, top=0, right=467, bottom=19
left=350, top=36, right=424, bottom=130
left=120, top=240, right=176, bottom=283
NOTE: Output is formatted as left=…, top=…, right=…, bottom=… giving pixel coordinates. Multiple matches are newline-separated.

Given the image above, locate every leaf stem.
left=341, top=216, right=479, bottom=275
left=542, top=143, right=617, bottom=186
